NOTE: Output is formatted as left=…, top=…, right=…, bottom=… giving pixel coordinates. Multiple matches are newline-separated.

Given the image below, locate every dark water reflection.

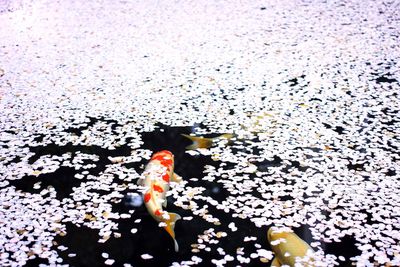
left=8, top=121, right=362, bottom=266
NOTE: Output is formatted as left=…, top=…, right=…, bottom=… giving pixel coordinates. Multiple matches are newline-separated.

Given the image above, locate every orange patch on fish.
left=151, top=154, right=167, bottom=161
left=160, top=159, right=173, bottom=167
left=153, top=184, right=164, bottom=193
left=144, top=192, right=151, bottom=203
left=155, top=209, right=162, bottom=216
left=162, top=173, right=170, bottom=182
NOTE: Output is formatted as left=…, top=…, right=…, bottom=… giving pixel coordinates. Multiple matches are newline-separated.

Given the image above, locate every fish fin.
left=219, top=134, right=234, bottom=146
left=164, top=212, right=181, bottom=252
left=162, top=199, right=167, bottom=208
left=173, top=238, right=179, bottom=252
left=137, top=177, right=144, bottom=186
left=181, top=134, right=213, bottom=149
left=220, top=133, right=234, bottom=140
left=171, top=173, right=183, bottom=183
left=271, top=257, right=281, bottom=267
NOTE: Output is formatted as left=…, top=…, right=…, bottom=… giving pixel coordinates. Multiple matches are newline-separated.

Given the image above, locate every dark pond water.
left=5, top=121, right=364, bottom=267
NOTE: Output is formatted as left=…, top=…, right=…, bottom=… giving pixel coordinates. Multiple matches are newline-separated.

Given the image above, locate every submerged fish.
left=181, top=133, right=234, bottom=150
left=267, top=227, right=315, bottom=266
left=181, top=112, right=275, bottom=150
left=138, top=150, right=182, bottom=252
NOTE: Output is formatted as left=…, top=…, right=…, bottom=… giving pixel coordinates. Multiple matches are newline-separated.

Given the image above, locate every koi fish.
left=181, top=112, right=275, bottom=150
left=181, top=133, right=234, bottom=150
left=138, top=150, right=183, bottom=252
left=267, top=227, right=315, bottom=266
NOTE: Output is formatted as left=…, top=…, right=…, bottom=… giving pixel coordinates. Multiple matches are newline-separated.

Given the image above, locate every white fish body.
left=138, top=150, right=182, bottom=252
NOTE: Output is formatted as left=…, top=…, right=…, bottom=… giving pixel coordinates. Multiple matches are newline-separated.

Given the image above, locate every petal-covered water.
left=0, top=0, right=399, bottom=266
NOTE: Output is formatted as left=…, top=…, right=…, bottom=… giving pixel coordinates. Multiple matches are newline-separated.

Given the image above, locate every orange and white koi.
left=138, top=150, right=182, bottom=252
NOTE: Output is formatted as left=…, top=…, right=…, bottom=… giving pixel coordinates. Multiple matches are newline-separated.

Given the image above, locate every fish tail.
left=220, top=133, right=234, bottom=142
left=181, top=134, right=234, bottom=150
left=271, top=257, right=281, bottom=266
left=164, top=212, right=181, bottom=252
left=181, top=134, right=213, bottom=149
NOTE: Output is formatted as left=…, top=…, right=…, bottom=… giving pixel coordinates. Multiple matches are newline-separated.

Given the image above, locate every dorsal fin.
left=171, top=173, right=183, bottom=183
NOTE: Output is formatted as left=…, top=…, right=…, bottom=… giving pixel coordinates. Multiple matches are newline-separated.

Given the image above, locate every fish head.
left=158, top=150, right=173, bottom=156
left=151, top=150, right=175, bottom=170
left=151, top=150, right=174, bottom=161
